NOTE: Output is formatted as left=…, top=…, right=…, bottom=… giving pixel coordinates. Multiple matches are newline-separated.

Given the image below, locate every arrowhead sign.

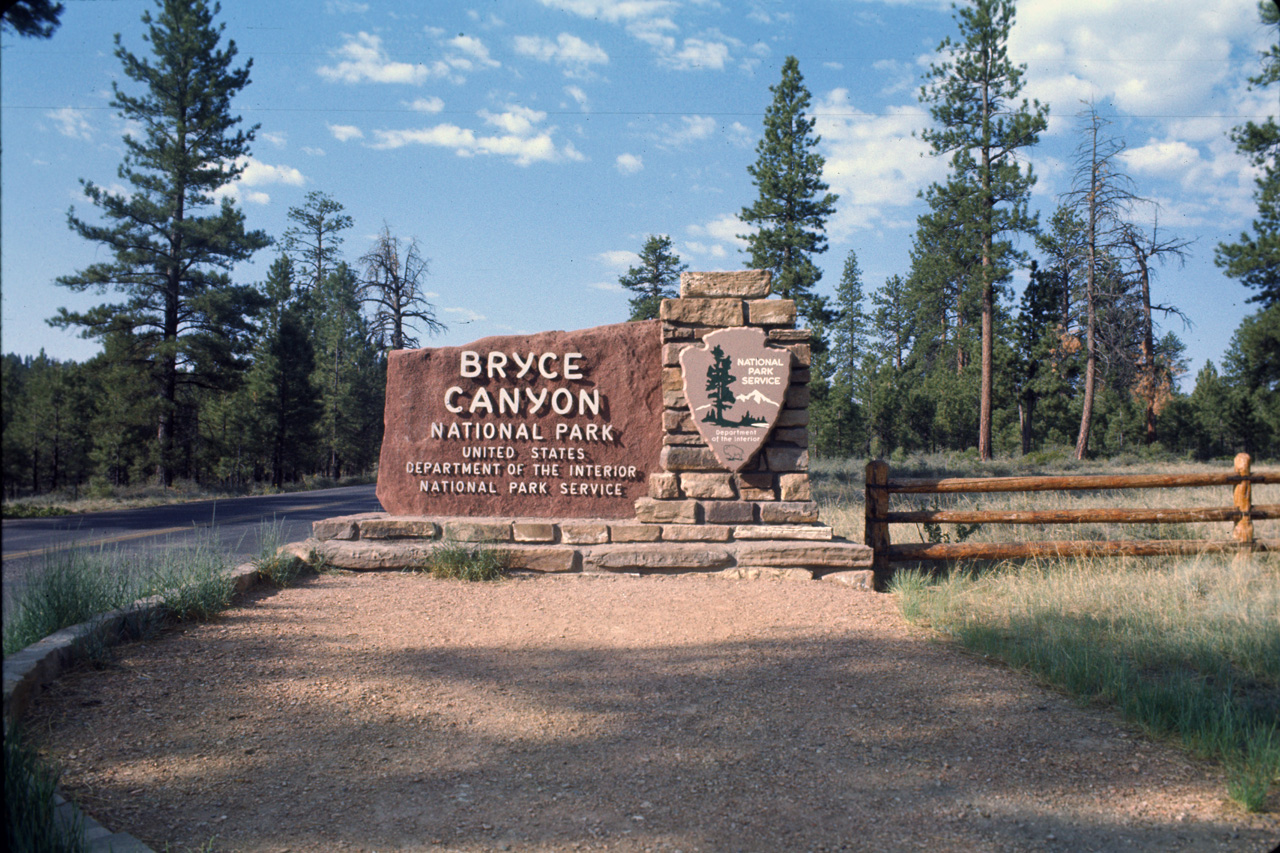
left=679, top=327, right=790, bottom=472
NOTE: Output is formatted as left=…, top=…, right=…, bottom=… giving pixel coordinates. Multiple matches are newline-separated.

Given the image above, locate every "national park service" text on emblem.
left=679, top=327, right=790, bottom=472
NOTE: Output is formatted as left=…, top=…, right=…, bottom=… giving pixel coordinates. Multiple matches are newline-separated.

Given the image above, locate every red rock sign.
left=679, top=327, right=790, bottom=472
left=377, top=321, right=664, bottom=518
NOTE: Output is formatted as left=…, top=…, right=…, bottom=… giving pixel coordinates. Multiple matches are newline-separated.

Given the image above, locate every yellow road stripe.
left=3, top=502, right=339, bottom=560
left=4, top=526, right=194, bottom=560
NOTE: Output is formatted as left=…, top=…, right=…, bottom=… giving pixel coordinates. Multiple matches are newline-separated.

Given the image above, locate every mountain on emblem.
left=679, top=326, right=791, bottom=473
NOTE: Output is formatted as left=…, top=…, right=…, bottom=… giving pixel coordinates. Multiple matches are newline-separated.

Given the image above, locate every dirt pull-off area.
left=24, top=572, right=1279, bottom=852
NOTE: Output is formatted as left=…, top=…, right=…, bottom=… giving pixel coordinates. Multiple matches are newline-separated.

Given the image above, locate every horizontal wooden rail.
left=890, top=538, right=1278, bottom=562
left=862, top=453, right=1277, bottom=590
left=881, top=504, right=1280, bottom=526
left=883, top=471, right=1280, bottom=495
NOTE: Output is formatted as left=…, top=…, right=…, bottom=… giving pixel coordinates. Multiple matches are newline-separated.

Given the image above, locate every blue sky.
left=2, top=0, right=1273, bottom=386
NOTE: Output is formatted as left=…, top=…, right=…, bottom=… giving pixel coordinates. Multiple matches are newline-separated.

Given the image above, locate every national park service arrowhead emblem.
left=680, top=327, right=790, bottom=473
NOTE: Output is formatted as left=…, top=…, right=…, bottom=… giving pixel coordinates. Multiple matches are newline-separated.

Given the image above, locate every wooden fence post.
left=865, top=460, right=892, bottom=590
left=1234, top=452, right=1254, bottom=560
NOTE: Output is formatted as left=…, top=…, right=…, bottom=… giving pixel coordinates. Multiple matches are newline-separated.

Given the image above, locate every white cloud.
left=260, top=131, right=287, bottom=148
left=813, top=89, right=946, bottom=237
left=369, top=106, right=585, bottom=167
left=667, top=38, right=729, bottom=71
left=1010, top=0, right=1258, bottom=122
left=302, top=146, right=326, bottom=156
left=538, top=0, right=678, bottom=25
left=538, top=0, right=732, bottom=71
left=481, top=105, right=547, bottom=136
left=328, top=123, right=365, bottom=142
left=661, top=114, right=717, bottom=147
left=443, top=306, right=487, bottom=323
left=318, top=32, right=430, bottom=85
left=46, top=107, right=93, bottom=141
left=564, top=85, right=590, bottom=110
left=235, top=156, right=306, bottom=188
left=591, top=280, right=627, bottom=292
left=210, top=156, right=305, bottom=206
left=616, top=152, right=644, bottom=174
left=685, top=213, right=748, bottom=259
left=597, top=249, right=637, bottom=269
left=514, top=32, right=609, bottom=74
left=447, top=35, right=500, bottom=71
left=325, top=0, right=368, bottom=12
left=407, top=96, right=445, bottom=113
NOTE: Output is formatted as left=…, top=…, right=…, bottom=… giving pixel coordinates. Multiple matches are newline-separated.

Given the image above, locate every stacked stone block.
left=635, top=270, right=829, bottom=542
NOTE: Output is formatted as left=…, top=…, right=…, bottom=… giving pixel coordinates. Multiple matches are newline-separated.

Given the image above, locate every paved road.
left=2, top=484, right=382, bottom=611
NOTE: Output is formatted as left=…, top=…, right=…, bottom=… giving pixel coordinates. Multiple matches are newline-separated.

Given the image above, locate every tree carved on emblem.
left=704, top=345, right=737, bottom=426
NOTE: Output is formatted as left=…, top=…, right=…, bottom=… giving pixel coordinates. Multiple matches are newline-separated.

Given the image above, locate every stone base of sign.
left=296, top=513, right=872, bottom=580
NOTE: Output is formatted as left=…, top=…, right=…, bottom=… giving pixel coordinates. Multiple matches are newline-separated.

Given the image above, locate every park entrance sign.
left=307, top=270, right=873, bottom=584
left=377, top=322, right=663, bottom=519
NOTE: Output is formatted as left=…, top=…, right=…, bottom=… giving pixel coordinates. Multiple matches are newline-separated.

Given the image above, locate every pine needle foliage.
left=52, top=0, right=271, bottom=486
left=740, top=56, right=838, bottom=331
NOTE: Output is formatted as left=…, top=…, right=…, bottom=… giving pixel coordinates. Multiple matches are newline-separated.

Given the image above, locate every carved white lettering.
left=444, top=386, right=465, bottom=414
left=460, top=351, right=481, bottom=377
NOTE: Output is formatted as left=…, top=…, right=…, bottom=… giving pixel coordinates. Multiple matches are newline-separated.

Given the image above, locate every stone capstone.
left=679, top=270, right=772, bottom=299
left=660, top=298, right=745, bottom=327
left=585, top=545, right=734, bottom=572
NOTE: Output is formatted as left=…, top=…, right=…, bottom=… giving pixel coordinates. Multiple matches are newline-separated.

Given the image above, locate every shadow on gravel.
left=24, top=577, right=1276, bottom=853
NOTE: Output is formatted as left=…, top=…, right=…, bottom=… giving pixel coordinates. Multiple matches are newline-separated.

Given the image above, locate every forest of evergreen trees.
left=4, top=0, right=1278, bottom=502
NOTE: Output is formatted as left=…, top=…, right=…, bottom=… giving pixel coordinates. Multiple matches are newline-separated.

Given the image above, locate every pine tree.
left=920, top=0, right=1048, bottom=460
left=618, top=235, right=687, bottom=321
left=283, top=190, right=354, bottom=297
left=829, top=250, right=870, bottom=392
left=740, top=56, right=838, bottom=333
left=870, top=275, right=911, bottom=371
left=1, top=0, right=63, bottom=38
left=1216, top=1, right=1280, bottom=306
left=704, top=345, right=737, bottom=426
left=313, top=263, right=383, bottom=479
left=52, top=0, right=270, bottom=485
left=244, top=257, right=320, bottom=487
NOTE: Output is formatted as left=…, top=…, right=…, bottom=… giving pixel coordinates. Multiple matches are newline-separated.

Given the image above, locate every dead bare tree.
left=358, top=224, right=445, bottom=350
left=1064, top=104, right=1139, bottom=460
left=1121, top=207, right=1192, bottom=444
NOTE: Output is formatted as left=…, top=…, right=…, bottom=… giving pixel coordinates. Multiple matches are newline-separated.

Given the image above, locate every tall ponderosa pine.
left=245, top=257, right=320, bottom=487
left=920, top=0, right=1047, bottom=460
left=283, top=190, right=353, bottom=297
left=618, top=234, right=687, bottom=321
left=1216, top=1, right=1280, bottom=306
left=313, top=263, right=384, bottom=479
left=52, top=0, right=269, bottom=485
left=740, top=56, right=838, bottom=332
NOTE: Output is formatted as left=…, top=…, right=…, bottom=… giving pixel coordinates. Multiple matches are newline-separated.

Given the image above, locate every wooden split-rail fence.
left=864, top=452, right=1279, bottom=588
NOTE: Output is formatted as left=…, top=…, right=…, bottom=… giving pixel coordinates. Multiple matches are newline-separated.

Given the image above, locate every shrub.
left=416, top=542, right=507, bottom=581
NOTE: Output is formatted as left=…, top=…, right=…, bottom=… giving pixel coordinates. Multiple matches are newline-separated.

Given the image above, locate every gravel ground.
left=24, top=571, right=1280, bottom=853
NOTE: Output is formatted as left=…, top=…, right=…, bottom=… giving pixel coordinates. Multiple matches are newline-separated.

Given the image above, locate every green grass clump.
left=3, top=548, right=143, bottom=657
left=892, top=555, right=1280, bottom=811
left=250, top=518, right=306, bottom=588
left=146, top=534, right=235, bottom=622
left=3, top=532, right=237, bottom=656
left=4, top=724, right=86, bottom=853
left=416, top=542, right=507, bottom=581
